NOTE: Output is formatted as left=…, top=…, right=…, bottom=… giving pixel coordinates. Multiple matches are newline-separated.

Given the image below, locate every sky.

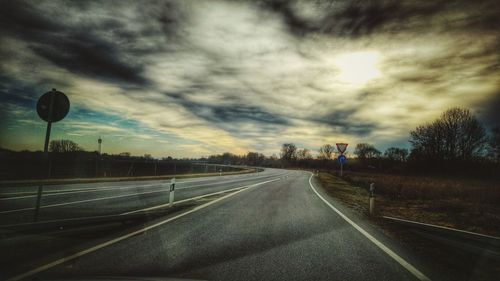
left=0, top=0, right=499, bottom=158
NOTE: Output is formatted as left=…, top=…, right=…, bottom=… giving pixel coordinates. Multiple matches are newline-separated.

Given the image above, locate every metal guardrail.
left=383, top=216, right=500, bottom=259
left=0, top=166, right=258, bottom=187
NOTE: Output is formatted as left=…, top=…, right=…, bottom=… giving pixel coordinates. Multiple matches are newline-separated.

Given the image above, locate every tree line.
left=207, top=107, right=499, bottom=177
left=6, top=107, right=497, bottom=177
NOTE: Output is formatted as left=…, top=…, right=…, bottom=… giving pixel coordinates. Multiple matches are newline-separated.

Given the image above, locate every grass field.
left=317, top=171, right=500, bottom=280
left=318, top=171, right=500, bottom=237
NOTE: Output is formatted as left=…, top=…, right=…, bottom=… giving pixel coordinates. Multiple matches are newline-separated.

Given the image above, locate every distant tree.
left=222, top=152, right=238, bottom=164
left=119, top=152, right=131, bottom=157
left=207, top=152, right=242, bottom=165
left=318, top=144, right=335, bottom=160
left=410, top=108, right=487, bottom=161
left=49, top=139, right=82, bottom=153
left=144, top=154, right=152, bottom=160
left=354, top=143, right=381, bottom=159
left=280, top=143, right=297, bottom=166
left=384, top=147, right=408, bottom=162
left=296, top=148, right=313, bottom=160
left=489, top=127, right=500, bottom=163
left=246, top=152, right=261, bottom=166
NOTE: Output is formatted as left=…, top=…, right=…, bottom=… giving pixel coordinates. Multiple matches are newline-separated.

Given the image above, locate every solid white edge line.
left=6, top=177, right=278, bottom=281
left=307, top=173, right=431, bottom=281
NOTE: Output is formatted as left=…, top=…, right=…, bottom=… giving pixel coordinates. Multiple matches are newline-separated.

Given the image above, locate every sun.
left=334, top=51, right=381, bottom=85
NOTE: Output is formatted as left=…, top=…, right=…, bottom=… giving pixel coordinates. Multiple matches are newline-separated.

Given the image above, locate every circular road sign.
left=338, top=154, right=347, bottom=165
left=36, top=89, right=70, bottom=123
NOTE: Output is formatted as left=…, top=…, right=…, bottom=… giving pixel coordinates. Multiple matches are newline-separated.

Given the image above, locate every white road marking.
left=122, top=178, right=282, bottom=215
left=0, top=176, right=223, bottom=196
left=0, top=174, right=285, bottom=214
left=0, top=189, right=168, bottom=214
left=0, top=175, right=240, bottom=197
left=0, top=172, right=287, bottom=201
left=307, top=173, right=431, bottom=281
left=0, top=184, right=162, bottom=200
left=5, top=178, right=276, bottom=281
left=0, top=170, right=270, bottom=196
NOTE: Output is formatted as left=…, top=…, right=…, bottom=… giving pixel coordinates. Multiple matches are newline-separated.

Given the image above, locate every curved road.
left=1, top=169, right=431, bottom=281
left=0, top=168, right=286, bottom=224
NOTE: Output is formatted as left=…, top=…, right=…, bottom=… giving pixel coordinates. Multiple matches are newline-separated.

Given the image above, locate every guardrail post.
left=369, top=182, right=375, bottom=216
left=169, top=177, right=176, bottom=208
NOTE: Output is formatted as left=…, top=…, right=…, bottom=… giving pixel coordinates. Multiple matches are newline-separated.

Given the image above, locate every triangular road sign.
left=336, top=143, right=348, bottom=154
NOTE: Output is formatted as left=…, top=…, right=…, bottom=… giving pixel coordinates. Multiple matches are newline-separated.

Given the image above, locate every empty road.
left=0, top=168, right=286, bottom=225
left=1, top=169, right=431, bottom=281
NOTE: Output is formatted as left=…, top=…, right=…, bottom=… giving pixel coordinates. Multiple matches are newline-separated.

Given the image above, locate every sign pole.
left=33, top=89, right=69, bottom=222
left=336, top=143, right=348, bottom=179
left=34, top=90, right=55, bottom=222
left=43, top=121, right=52, bottom=153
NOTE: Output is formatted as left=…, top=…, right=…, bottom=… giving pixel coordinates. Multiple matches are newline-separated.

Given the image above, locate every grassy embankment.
left=318, top=171, right=500, bottom=281
left=318, top=171, right=500, bottom=237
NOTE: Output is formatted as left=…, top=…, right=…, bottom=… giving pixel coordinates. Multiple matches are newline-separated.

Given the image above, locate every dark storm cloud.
left=0, top=75, right=58, bottom=108
left=168, top=91, right=289, bottom=126
left=310, top=110, right=379, bottom=136
left=258, top=0, right=500, bottom=37
left=0, top=0, right=183, bottom=86
left=257, top=0, right=316, bottom=36
left=323, top=1, right=446, bottom=37
left=0, top=1, right=63, bottom=34
left=210, top=106, right=289, bottom=125
left=256, top=0, right=434, bottom=37
left=30, top=34, right=148, bottom=85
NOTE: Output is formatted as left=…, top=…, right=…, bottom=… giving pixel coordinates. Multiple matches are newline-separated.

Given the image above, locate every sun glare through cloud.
left=334, top=51, right=381, bottom=85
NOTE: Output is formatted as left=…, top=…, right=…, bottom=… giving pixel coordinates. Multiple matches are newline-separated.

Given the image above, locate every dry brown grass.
left=343, top=172, right=500, bottom=203
left=318, top=172, right=500, bottom=237
left=318, top=172, right=500, bottom=280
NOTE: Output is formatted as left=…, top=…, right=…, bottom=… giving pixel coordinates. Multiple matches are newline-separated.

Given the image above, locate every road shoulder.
left=313, top=172, right=500, bottom=281
left=309, top=172, right=436, bottom=281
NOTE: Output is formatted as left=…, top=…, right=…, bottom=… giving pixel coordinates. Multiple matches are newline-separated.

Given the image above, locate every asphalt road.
left=0, top=168, right=286, bottom=225
left=0, top=169, right=432, bottom=281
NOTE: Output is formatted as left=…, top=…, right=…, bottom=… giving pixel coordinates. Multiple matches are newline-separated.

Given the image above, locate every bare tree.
left=280, top=143, right=297, bottom=166
left=318, top=144, right=335, bottom=160
left=246, top=152, right=265, bottom=166
left=410, top=108, right=487, bottom=160
left=49, top=139, right=82, bottom=153
left=354, top=143, right=381, bottom=159
left=384, top=147, right=408, bottom=162
left=296, top=148, right=312, bottom=160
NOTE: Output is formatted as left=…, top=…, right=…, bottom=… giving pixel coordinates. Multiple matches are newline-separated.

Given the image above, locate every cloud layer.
left=1, top=0, right=499, bottom=157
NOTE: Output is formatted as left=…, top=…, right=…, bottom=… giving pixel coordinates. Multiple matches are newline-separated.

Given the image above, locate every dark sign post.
left=336, top=143, right=348, bottom=177
left=34, top=89, right=70, bottom=222
left=337, top=154, right=347, bottom=177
